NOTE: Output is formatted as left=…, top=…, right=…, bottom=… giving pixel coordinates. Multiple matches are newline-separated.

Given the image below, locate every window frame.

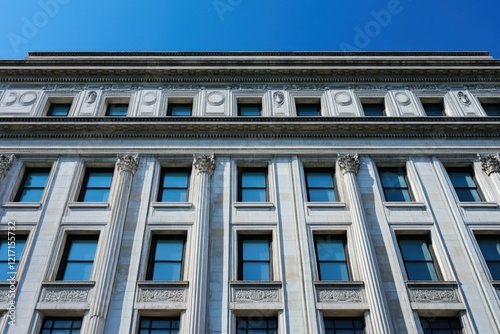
left=480, top=100, right=500, bottom=116
left=138, top=317, right=181, bottom=334
left=238, top=234, right=272, bottom=281
left=40, top=317, right=83, bottom=334
left=14, top=167, right=51, bottom=203
left=77, top=167, right=114, bottom=203
left=419, top=316, right=463, bottom=334
left=47, top=103, right=72, bottom=116
left=236, top=316, right=278, bottom=333
left=296, top=103, right=321, bottom=116
left=238, top=167, right=268, bottom=202
left=167, top=103, right=193, bottom=116
left=446, top=167, right=483, bottom=202
left=238, top=103, right=262, bottom=116
left=396, top=235, right=440, bottom=281
left=475, top=235, right=500, bottom=280
left=314, top=234, right=350, bottom=281
left=304, top=168, right=336, bottom=202
left=56, top=234, right=99, bottom=281
left=105, top=103, right=129, bottom=116
left=378, top=166, right=413, bottom=202
left=361, top=99, right=385, bottom=116
left=0, top=234, right=28, bottom=281
left=157, top=168, right=191, bottom=202
left=146, top=234, right=186, bottom=281
left=323, top=317, right=365, bottom=334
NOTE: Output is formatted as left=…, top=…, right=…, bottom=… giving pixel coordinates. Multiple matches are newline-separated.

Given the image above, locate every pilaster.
left=337, top=154, right=394, bottom=333
left=83, top=154, right=139, bottom=334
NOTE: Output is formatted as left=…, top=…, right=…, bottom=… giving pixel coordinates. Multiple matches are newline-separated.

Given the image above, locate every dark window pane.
left=158, top=169, right=190, bottom=202
left=319, top=262, right=349, bottom=280
left=59, top=236, right=98, bottom=281
left=81, top=189, right=110, bottom=202
left=306, top=170, right=335, bottom=202
left=241, top=189, right=266, bottom=202
left=16, top=168, right=50, bottom=202
left=106, top=103, right=128, bottom=116
left=79, top=169, right=113, bottom=202
left=0, top=237, right=27, bottom=280
left=243, top=240, right=270, bottom=260
left=399, top=239, right=433, bottom=261
left=239, top=169, right=267, bottom=202
left=447, top=168, right=482, bottom=202
left=241, top=172, right=266, bottom=187
left=315, top=237, right=349, bottom=281
left=476, top=237, right=500, bottom=280
left=307, top=173, right=334, bottom=188
left=239, top=104, right=261, bottom=116
left=405, top=262, right=439, bottom=280
left=168, top=104, right=192, bottom=116
left=42, top=317, right=82, bottom=333
left=86, top=173, right=113, bottom=187
left=236, top=317, right=278, bottom=333
left=419, top=317, right=463, bottom=334
left=243, top=262, right=270, bottom=280
left=482, top=103, right=500, bottom=116
left=308, top=189, right=335, bottom=202
left=239, top=237, right=271, bottom=281
left=155, top=240, right=184, bottom=261
left=47, top=103, right=71, bottom=116
left=18, top=189, right=45, bottom=202
left=455, top=189, right=481, bottom=202
left=379, top=168, right=411, bottom=202
left=296, top=104, right=321, bottom=116
left=67, top=239, right=98, bottom=261
left=423, top=103, right=444, bottom=116
left=363, top=104, right=384, bottom=116
left=384, top=188, right=411, bottom=202
left=149, top=237, right=185, bottom=281
left=162, top=189, right=188, bottom=202
left=163, top=173, right=189, bottom=188
left=316, top=239, right=346, bottom=261
left=398, top=238, right=438, bottom=281
left=139, top=317, right=181, bottom=333
left=153, top=262, right=182, bottom=280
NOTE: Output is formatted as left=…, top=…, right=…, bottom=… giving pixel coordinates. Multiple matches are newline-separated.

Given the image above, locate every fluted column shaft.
left=338, top=154, right=394, bottom=333
left=84, top=154, right=139, bottom=334
left=186, top=154, right=215, bottom=334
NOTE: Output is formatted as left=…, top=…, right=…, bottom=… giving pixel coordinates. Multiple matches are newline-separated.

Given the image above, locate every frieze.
left=317, top=288, right=362, bottom=303
left=139, top=288, right=185, bottom=302
left=41, top=287, right=89, bottom=303
left=234, top=289, right=279, bottom=303
left=409, top=288, right=458, bottom=303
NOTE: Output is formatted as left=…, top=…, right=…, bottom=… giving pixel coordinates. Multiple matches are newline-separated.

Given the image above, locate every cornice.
left=0, top=117, right=498, bottom=139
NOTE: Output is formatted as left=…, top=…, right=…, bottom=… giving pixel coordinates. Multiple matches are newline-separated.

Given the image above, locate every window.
left=446, top=167, right=482, bottom=202
left=481, top=102, right=500, bottom=116
left=236, top=317, right=277, bottom=334
left=362, top=102, right=385, bottom=116
left=105, top=103, right=128, bottom=116
left=475, top=236, right=500, bottom=280
left=238, top=104, right=261, bottom=116
left=139, top=317, right=180, bottom=334
left=296, top=103, right=321, bottom=116
left=0, top=235, right=27, bottom=280
left=238, top=168, right=267, bottom=202
left=147, top=236, right=185, bottom=281
left=419, top=317, right=463, bottom=334
left=157, top=168, right=190, bottom=202
left=397, top=236, right=439, bottom=281
left=314, top=235, right=349, bottom=280
left=78, top=168, right=114, bottom=202
left=41, top=317, right=82, bottom=334
left=238, top=235, right=271, bottom=281
left=305, top=169, right=335, bottom=202
left=167, top=103, right=192, bottom=116
left=47, top=103, right=71, bottom=116
left=15, top=168, right=51, bottom=202
left=378, top=167, right=412, bottom=202
left=57, top=235, right=98, bottom=281
left=422, top=102, right=444, bottom=116
left=324, top=317, right=365, bottom=334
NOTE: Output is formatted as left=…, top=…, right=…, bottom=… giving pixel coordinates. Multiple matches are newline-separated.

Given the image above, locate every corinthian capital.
left=0, top=154, right=15, bottom=178
left=478, top=153, right=500, bottom=175
left=193, top=154, right=215, bottom=176
left=338, top=154, right=360, bottom=175
left=116, top=154, right=139, bottom=175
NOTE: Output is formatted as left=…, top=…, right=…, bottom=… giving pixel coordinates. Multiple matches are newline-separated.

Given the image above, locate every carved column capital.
left=116, top=154, right=139, bottom=175
left=0, top=154, right=15, bottom=178
left=338, top=154, right=360, bottom=175
left=193, top=154, right=215, bottom=176
left=478, top=153, right=500, bottom=175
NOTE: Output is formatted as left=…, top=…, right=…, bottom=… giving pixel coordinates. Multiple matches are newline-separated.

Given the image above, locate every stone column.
left=0, top=154, right=15, bottom=182
left=337, top=154, right=394, bottom=333
left=185, top=154, right=215, bottom=334
left=84, top=154, right=139, bottom=334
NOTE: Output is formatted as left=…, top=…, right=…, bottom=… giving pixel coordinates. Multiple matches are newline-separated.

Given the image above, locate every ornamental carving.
left=410, top=288, right=458, bottom=303
left=234, top=289, right=279, bottom=303
left=19, top=91, right=38, bottom=106
left=139, top=289, right=185, bottom=302
left=86, top=91, right=97, bottom=104
left=142, top=92, right=157, bottom=105
left=116, top=154, right=139, bottom=175
left=0, top=154, right=15, bottom=178
left=273, top=91, right=285, bottom=106
left=337, top=154, right=360, bottom=175
left=457, top=91, right=471, bottom=106
left=317, top=288, right=362, bottom=303
left=207, top=91, right=225, bottom=106
left=478, top=153, right=500, bottom=175
left=4, top=92, right=18, bottom=106
left=194, top=154, right=215, bottom=175
left=334, top=92, right=352, bottom=106
left=394, top=92, right=411, bottom=106
left=41, top=288, right=89, bottom=303
left=0, top=289, right=9, bottom=303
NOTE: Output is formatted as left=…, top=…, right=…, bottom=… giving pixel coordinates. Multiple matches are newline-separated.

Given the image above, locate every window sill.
left=67, top=202, right=109, bottom=209
left=2, top=202, right=42, bottom=209
left=233, top=202, right=275, bottom=209
left=151, top=202, right=193, bottom=208
left=458, top=202, right=498, bottom=208
left=383, top=202, right=426, bottom=208
left=306, top=202, right=346, bottom=208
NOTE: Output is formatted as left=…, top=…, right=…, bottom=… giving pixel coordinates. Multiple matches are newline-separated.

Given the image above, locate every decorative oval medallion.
left=458, top=91, right=471, bottom=106
left=273, top=91, right=285, bottom=106
left=4, top=92, right=18, bottom=106
left=334, top=92, right=352, bottom=106
left=207, top=91, right=225, bottom=106
left=394, top=92, right=411, bottom=106
left=19, top=92, right=38, bottom=106
left=86, top=91, right=97, bottom=104
left=142, top=92, right=157, bottom=106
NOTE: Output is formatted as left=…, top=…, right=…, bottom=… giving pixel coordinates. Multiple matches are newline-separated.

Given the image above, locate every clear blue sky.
left=1, top=0, right=499, bottom=59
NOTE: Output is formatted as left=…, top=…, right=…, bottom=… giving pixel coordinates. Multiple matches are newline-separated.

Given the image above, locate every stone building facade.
left=0, top=52, right=499, bottom=333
